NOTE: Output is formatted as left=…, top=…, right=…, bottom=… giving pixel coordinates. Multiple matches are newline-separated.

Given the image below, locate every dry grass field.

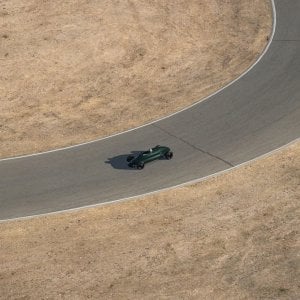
left=0, top=141, right=299, bottom=299
left=0, top=0, right=272, bottom=158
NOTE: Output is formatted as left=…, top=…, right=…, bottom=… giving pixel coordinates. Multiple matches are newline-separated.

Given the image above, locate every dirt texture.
left=0, top=141, right=299, bottom=299
left=0, top=0, right=272, bottom=158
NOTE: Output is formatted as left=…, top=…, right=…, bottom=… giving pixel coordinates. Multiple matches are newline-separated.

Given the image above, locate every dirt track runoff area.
left=0, top=141, right=299, bottom=299
left=0, top=0, right=272, bottom=158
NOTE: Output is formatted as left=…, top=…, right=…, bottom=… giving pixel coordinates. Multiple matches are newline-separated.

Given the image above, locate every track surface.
left=1, top=0, right=300, bottom=221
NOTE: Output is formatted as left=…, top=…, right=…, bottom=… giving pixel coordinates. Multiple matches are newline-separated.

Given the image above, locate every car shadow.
left=105, top=151, right=142, bottom=170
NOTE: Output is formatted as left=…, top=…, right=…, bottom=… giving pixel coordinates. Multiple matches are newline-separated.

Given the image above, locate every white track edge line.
left=0, top=0, right=276, bottom=162
left=1, top=137, right=298, bottom=224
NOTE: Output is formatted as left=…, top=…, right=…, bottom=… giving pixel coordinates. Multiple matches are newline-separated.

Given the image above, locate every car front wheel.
left=165, top=151, right=173, bottom=160
left=137, top=163, right=144, bottom=170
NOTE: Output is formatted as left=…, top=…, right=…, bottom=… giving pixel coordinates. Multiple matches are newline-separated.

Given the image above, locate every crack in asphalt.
left=151, top=124, right=234, bottom=167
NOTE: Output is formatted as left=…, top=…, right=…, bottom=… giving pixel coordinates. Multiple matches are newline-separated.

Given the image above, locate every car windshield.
left=142, top=148, right=153, bottom=155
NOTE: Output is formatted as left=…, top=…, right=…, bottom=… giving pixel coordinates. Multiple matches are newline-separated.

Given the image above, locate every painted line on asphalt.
left=1, top=137, right=298, bottom=224
left=0, top=0, right=276, bottom=162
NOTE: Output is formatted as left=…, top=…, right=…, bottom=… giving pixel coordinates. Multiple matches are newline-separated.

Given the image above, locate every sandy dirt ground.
left=0, top=141, right=299, bottom=299
left=0, top=0, right=272, bottom=158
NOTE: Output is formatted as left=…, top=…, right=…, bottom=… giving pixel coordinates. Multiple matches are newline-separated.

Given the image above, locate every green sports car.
left=127, top=145, right=173, bottom=169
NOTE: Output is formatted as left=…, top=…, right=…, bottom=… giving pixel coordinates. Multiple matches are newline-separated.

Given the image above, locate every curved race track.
left=0, top=0, right=300, bottom=221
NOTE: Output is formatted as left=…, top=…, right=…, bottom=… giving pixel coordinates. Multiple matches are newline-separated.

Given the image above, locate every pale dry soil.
left=0, top=0, right=272, bottom=158
left=0, top=141, right=299, bottom=300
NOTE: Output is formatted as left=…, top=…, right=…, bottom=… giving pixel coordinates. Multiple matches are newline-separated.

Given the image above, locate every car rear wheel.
left=137, top=163, right=144, bottom=170
left=165, top=151, right=173, bottom=160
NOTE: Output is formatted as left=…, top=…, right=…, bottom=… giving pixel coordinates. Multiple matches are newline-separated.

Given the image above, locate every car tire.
left=165, top=151, right=173, bottom=160
left=137, top=163, right=144, bottom=170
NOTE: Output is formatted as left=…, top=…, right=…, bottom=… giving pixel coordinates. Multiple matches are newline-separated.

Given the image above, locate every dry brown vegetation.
left=0, top=141, right=299, bottom=299
left=0, top=0, right=272, bottom=158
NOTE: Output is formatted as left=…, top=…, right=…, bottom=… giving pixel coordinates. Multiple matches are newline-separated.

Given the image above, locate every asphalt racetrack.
left=0, top=0, right=299, bottom=221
